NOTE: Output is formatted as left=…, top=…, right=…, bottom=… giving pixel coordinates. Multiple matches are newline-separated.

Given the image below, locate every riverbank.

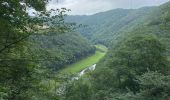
left=58, top=44, right=107, bottom=76
left=59, top=51, right=106, bottom=76
left=40, top=44, right=107, bottom=93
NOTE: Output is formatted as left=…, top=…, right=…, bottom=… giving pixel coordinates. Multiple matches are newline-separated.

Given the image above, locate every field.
left=59, top=51, right=106, bottom=75
left=59, top=44, right=107, bottom=75
left=95, top=44, right=108, bottom=53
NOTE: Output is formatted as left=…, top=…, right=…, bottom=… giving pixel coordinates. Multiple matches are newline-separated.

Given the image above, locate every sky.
left=47, top=0, right=170, bottom=15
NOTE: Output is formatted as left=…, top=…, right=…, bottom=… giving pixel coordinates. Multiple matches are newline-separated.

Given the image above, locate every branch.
left=0, top=34, right=31, bottom=54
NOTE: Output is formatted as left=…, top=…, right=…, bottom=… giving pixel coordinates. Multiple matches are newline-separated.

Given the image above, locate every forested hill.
left=66, top=1, right=170, bottom=55
left=66, top=6, right=157, bottom=46
left=29, top=32, right=95, bottom=71
left=63, top=1, right=170, bottom=100
left=1, top=0, right=170, bottom=100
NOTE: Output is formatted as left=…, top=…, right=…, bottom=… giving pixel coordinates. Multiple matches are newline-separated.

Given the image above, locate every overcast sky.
left=47, top=0, right=170, bottom=15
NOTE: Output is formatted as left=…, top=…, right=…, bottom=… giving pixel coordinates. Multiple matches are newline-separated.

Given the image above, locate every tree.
left=0, top=0, right=49, bottom=99
left=114, top=71, right=170, bottom=100
left=109, top=34, right=169, bottom=93
left=0, top=0, right=72, bottom=99
left=62, top=79, right=93, bottom=100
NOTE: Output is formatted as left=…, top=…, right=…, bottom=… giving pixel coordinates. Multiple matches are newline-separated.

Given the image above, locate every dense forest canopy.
left=1, top=0, right=170, bottom=100
left=30, top=33, right=95, bottom=71
left=0, top=0, right=50, bottom=99
left=63, top=1, right=170, bottom=100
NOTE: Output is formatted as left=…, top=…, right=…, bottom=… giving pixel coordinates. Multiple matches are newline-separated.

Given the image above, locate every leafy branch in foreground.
left=0, top=0, right=77, bottom=99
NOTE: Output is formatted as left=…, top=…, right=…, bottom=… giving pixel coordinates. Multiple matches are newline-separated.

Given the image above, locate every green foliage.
left=59, top=50, right=105, bottom=75
left=110, top=34, right=168, bottom=75
left=66, top=1, right=170, bottom=49
left=137, top=71, right=170, bottom=99
left=111, top=72, right=170, bottom=100
left=61, top=2, right=170, bottom=100
left=0, top=0, right=74, bottom=99
left=92, top=34, right=169, bottom=95
left=111, top=34, right=167, bottom=92
left=63, top=79, right=93, bottom=100
left=66, top=7, right=155, bottom=46
left=30, top=33, right=95, bottom=71
left=1, top=0, right=170, bottom=100
left=0, top=0, right=49, bottom=99
left=64, top=33, right=170, bottom=100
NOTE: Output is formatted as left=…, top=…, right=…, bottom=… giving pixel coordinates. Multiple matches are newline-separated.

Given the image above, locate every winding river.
left=72, top=64, right=96, bottom=80
left=57, top=64, right=97, bottom=95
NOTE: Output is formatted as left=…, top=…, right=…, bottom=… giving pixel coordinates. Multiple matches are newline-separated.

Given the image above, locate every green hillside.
left=66, top=7, right=156, bottom=46
left=1, top=0, right=170, bottom=100
left=29, top=32, right=96, bottom=71
left=63, top=1, right=170, bottom=100
left=66, top=1, right=170, bottom=53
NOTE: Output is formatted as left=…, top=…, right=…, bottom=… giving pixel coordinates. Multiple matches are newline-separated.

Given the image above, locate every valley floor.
left=42, top=44, right=108, bottom=91
left=59, top=44, right=107, bottom=75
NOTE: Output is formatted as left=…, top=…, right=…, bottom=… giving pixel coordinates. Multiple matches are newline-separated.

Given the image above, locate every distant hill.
left=66, top=7, right=156, bottom=46
left=64, top=1, right=170, bottom=100
left=66, top=1, right=170, bottom=53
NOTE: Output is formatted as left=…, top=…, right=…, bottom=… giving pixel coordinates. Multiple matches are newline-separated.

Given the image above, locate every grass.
left=59, top=51, right=106, bottom=75
left=59, top=44, right=107, bottom=75
left=95, top=44, right=108, bottom=53
left=42, top=44, right=107, bottom=90
left=168, top=56, right=170, bottom=61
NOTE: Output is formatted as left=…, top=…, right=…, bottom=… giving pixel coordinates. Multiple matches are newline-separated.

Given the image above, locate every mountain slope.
left=63, top=1, right=170, bottom=100
left=66, top=7, right=156, bottom=46
left=29, top=33, right=96, bottom=71
left=66, top=1, right=170, bottom=49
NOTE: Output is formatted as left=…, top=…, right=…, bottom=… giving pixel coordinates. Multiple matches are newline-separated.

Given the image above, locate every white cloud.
left=47, top=0, right=170, bottom=15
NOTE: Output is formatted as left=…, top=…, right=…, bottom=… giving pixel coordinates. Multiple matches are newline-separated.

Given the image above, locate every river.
left=57, top=64, right=97, bottom=95
left=72, top=64, right=96, bottom=80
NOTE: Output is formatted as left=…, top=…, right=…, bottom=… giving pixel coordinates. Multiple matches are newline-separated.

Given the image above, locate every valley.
left=59, top=45, right=107, bottom=76
left=1, top=1, right=170, bottom=100
left=55, top=44, right=107, bottom=83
